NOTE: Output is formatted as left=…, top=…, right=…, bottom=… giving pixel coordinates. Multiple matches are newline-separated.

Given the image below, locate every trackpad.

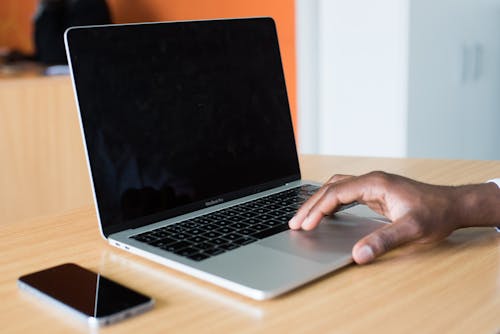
left=259, top=214, right=386, bottom=264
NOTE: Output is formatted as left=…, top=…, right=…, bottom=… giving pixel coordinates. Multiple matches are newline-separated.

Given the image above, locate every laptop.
left=64, top=17, right=386, bottom=300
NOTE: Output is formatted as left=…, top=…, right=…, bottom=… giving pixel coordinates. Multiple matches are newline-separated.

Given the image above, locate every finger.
left=302, top=171, right=400, bottom=230
left=300, top=176, right=371, bottom=230
left=352, top=216, right=422, bottom=264
left=289, top=189, right=326, bottom=229
left=289, top=175, right=354, bottom=229
left=327, top=174, right=353, bottom=184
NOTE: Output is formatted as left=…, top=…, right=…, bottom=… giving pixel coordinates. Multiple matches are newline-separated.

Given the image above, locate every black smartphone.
left=18, top=263, right=154, bottom=326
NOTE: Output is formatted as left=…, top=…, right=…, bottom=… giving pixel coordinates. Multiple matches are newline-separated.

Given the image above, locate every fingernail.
left=354, top=245, right=374, bottom=263
left=288, top=216, right=299, bottom=229
left=301, top=216, right=313, bottom=230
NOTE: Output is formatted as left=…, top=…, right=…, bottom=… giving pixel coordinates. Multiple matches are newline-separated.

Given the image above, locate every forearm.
left=455, top=183, right=500, bottom=228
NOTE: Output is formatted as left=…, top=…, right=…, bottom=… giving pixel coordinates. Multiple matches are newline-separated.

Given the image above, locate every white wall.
left=317, top=0, right=409, bottom=157
left=407, top=0, right=500, bottom=159
left=297, top=0, right=320, bottom=154
left=297, top=0, right=500, bottom=159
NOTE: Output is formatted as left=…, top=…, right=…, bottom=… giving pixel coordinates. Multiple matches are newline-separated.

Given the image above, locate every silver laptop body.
left=65, top=17, right=387, bottom=300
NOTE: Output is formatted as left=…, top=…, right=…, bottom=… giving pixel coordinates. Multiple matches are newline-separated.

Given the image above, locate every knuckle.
left=326, top=175, right=337, bottom=183
left=367, top=170, right=387, bottom=178
left=368, top=170, right=390, bottom=182
left=366, top=171, right=391, bottom=186
left=368, top=171, right=397, bottom=191
left=323, top=184, right=339, bottom=200
left=409, top=221, right=426, bottom=239
left=318, top=185, right=340, bottom=214
left=370, top=232, right=393, bottom=254
left=327, top=174, right=344, bottom=184
left=404, top=216, right=427, bottom=239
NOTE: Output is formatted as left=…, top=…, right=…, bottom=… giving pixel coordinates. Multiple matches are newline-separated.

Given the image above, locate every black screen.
left=19, top=263, right=152, bottom=318
left=66, top=18, right=300, bottom=236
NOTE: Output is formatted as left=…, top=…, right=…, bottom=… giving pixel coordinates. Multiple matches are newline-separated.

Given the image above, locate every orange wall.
left=0, top=1, right=38, bottom=54
left=0, top=0, right=296, bottom=128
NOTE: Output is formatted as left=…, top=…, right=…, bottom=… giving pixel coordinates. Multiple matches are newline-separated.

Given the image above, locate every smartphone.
left=18, top=263, right=154, bottom=326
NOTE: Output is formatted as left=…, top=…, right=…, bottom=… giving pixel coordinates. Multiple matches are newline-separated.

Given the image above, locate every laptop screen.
left=66, top=18, right=300, bottom=236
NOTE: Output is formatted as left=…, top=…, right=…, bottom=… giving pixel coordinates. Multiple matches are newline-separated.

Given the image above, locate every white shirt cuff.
left=488, top=179, right=500, bottom=232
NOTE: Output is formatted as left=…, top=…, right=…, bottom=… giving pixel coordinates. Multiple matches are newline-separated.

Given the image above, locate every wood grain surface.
left=1, top=155, right=499, bottom=333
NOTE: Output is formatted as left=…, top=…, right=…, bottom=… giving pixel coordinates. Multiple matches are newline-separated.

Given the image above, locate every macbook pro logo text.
left=205, top=198, right=224, bottom=207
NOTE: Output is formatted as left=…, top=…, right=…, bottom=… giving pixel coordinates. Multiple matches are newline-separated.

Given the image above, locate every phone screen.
left=18, top=263, right=153, bottom=325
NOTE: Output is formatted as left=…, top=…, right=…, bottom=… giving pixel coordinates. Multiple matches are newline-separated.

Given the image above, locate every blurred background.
left=1, top=0, right=500, bottom=223
left=297, top=0, right=500, bottom=160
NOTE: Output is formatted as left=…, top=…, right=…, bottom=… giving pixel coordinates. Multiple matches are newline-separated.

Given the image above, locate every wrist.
left=456, top=183, right=500, bottom=228
left=488, top=179, right=500, bottom=232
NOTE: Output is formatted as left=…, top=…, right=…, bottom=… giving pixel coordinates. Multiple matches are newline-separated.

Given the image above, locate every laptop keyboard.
left=129, top=184, right=320, bottom=261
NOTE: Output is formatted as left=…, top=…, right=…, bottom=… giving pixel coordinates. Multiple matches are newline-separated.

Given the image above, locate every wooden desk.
left=0, top=74, right=92, bottom=224
left=1, top=155, right=499, bottom=333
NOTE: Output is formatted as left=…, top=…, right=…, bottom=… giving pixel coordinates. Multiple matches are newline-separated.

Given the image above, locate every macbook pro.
left=65, top=17, right=386, bottom=300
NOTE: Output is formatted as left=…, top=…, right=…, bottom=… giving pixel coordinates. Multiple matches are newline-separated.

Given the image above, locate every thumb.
left=352, top=217, right=422, bottom=264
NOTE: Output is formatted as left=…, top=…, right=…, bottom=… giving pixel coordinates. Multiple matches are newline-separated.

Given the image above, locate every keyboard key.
left=210, top=238, right=229, bottom=245
left=164, top=241, right=193, bottom=252
left=186, top=236, right=208, bottom=244
left=188, top=253, right=210, bottom=261
left=196, top=242, right=217, bottom=250
left=150, top=230, right=170, bottom=239
left=219, top=243, right=240, bottom=251
left=229, top=222, right=250, bottom=229
left=263, top=204, right=281, bottom=211
left=216, top=220, right=233, bottom=227
left=185, top=228, right=204, bottom=235
left=215, top=227, right=236, bottom=234
left=209, top=213, right=226, bottom=220
left=238, top=228, right=257, bottom=235
left=244, top=202, right=262, bottom=209
left=192, top=217, right=215, bottom=224
left=252, top=224, right=289, bottom=239
left=251, top=223, right=271, bottom=231
left=221, top=233, right=244, bottom=241
left=259, top=199, right=275, bottom=206
left=239, top=212, right=256, bottom=218
left=278, top=206, right=297, bottom=214
left=268, top=210, right=286, bottom=218
left=273, top=214, right=295, bottom=224
left=264, top=219, right=285, bottom=227
left=234, top=205, right=253, bottom=213
left=254, top=214, right=273, bottom=221
left=203, top=248, right=225, bottom=256
left=286, top=203, right=302, bottom=210
left=219, top=209, right=240, bottom=217
left=201, top=223, right=219, bottom=231
left=170, top=232, right=189, bottom=240
left=174, top=247, right=200, bottom=257
left=130, top=234, right=157, bottom=243
left=151, top=237, right=177, bottom=248
left=233, top=236, right=258, bottom=246
left=202, top=231, right=223, bottom=239
left=177, top=221, right=198, bottom=229
left=227, top=215, right=247, bottom=223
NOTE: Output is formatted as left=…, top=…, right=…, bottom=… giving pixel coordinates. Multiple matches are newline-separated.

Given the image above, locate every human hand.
left=289, top=172, right=499, bottom=264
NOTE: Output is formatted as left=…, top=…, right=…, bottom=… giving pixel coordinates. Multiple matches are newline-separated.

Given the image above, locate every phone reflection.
left=94, top=275, right=100, bottom=318
left=100, top=251, right=267, bottom=319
